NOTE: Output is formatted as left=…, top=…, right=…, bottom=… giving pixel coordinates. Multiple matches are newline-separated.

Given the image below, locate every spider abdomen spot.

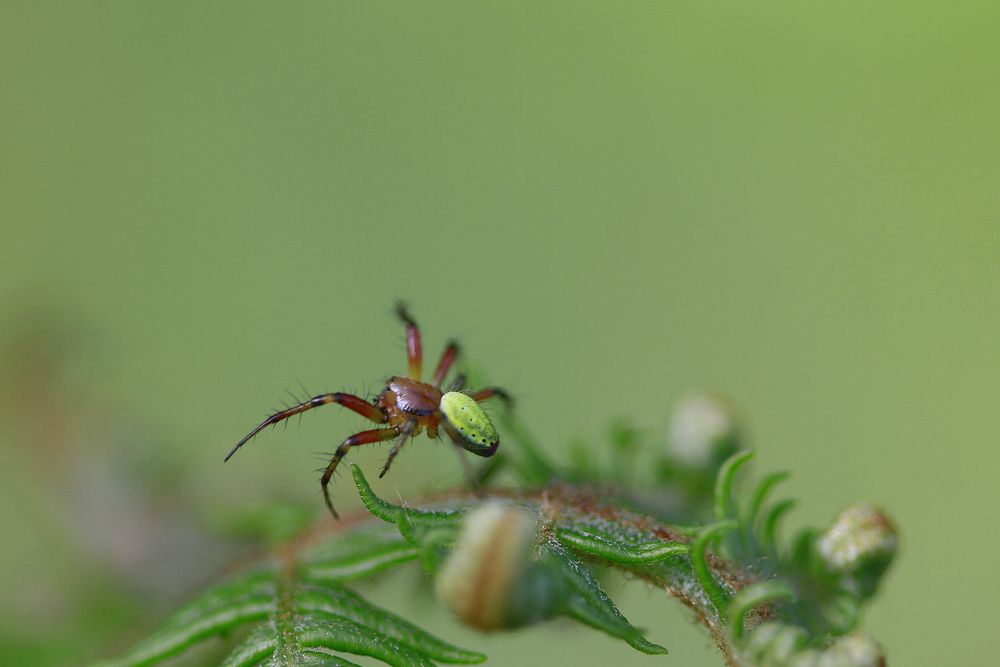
left=441, top=391, right=499, bottom=455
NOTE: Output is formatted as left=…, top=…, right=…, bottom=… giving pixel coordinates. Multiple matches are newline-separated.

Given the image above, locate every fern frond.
left=95, top=406, right=896, bottom=667
left=92, top=530, right=483, bottom=667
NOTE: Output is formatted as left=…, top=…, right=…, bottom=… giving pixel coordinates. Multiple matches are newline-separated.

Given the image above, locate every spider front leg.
left=379, top=419, right=418, bottom=479
left=431, top=340, right=460, bottom=387
left=225, top=392, right=385, bottom=461
left=320, top=427, right=398, bottom=518
left=395, top=301, right=422, bottom=379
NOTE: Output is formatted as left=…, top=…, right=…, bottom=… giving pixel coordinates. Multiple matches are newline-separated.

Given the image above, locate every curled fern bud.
left=818, top=502, right=898, bottom=599
left=737, top=622, right=808, bottom=664
left=435, top=502, right=564, bottom=631
left=739, top=623, right=885, bottom=667
left=668, top=391, right=740, bottom=470
left=820, top=633, right=886, bottom=667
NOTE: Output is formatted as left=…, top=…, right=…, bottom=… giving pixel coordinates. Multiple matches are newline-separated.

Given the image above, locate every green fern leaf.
left=302, top=524, right=420, bottom=583
left=350, top=464, right=668, bottom=655
left=92, top=543, right=484, bottom=667
left=94, top=418, right=897, bottom=667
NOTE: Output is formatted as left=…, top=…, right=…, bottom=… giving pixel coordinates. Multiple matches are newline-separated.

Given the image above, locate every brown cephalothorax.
left=225, top=302, right=511, bottom=518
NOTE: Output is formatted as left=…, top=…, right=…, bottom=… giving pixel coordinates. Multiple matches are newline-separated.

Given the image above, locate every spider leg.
left=431, top=340, right=460, bottom=387
left=469, top=386, right=514, bottom=408
left=395, top=301, right=422, bottom=379
left=448, top=374, right=467, bottom=392
left=443, top=422, right=485, bottom=498
left=379, top=419, right=418, bottom=478
left=321, top=427, right=399, bottom=518
left=225, top=392, right=385, bottom=462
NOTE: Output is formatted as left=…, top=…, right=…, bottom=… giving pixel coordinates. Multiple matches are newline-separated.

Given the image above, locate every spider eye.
left=441, top=391, right=499, bottom=455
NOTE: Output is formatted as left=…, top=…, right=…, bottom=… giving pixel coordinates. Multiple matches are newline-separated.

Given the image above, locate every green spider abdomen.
left=441, top=391, right=499, bottom=456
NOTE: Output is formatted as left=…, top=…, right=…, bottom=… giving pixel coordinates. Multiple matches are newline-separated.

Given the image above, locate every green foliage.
left=95, top=409, right=895, bottom=667
left=91, top=541, right=483, bottom=667
left=350, top=464, right=669, bottom=655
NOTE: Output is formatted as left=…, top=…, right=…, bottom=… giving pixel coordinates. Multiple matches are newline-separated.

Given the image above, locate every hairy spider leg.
left=395, top=301, right=422, bottom=379
left=431, top=340, right=460, bottom=387
left=442, top=421, right=486, bottom=497
left=469, top=386, right=514, bottom=407
left=379, top=419, right=418, bottom=478
left=321, top=427, right=399, bottom=517
left=225, top=393, right=385, bottom=462
left=446, top=376, right=511, bottom=406
left=449, top=386, right=510, bottom=489
left=449, top=374, right=467, bottom=392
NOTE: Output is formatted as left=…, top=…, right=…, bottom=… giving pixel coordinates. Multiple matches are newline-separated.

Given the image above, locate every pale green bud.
left=817, top=634, right=885, bottom=667
left=668, top=391, right=740, bottom=470
left=818, top=503, right=897, bottom=600
left=739, top=624, right=885, bottom=667
left=434, top=502, right=563, bottom=631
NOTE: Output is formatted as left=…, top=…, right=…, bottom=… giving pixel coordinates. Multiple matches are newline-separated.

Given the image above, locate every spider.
left=224, top=303, right=511, bottom=518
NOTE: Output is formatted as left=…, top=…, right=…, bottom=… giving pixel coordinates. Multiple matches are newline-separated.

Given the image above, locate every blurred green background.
left=2, top=2, right=998, bottom=665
